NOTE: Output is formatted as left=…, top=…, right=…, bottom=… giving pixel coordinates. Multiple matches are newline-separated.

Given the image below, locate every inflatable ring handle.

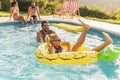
left=74, top=53, right=87, bottom=59
left=45, top=57, right=58, bottom=61
left=58, top=53, right=74, bottom=60
left=35, top=49, right=44, bottom=59
left=45, top=54, right=58, bottom=61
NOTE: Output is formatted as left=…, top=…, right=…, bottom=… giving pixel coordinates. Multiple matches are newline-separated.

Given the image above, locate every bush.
left=115, top=9, right=120, bottom=20
left=37, top=0, right=62, bottom=15
left=17, top=0, right=31, bottom=12
left=79, top=6, right=111, bottom=19
left=44, top=2, right=62, bottom=14
left=1, top=0, right=62, bottom=15
left=1, top=0, right=10, bottom=11
left=17, top=0, right=62, bottom=14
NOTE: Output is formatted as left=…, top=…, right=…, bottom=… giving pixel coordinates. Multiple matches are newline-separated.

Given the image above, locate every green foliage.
left=0, top=11, right=10, bottom=17
left=0, top=0, right=119, bottom=21
left=17, top=0, right=31, bottom=12
left=79, top=6, right=111, bottom=19
left=115, top=9, right=120, bottom=20
left=0, top=1, right=1, bottom=10
left=1, top=0, right=10, bottom=11
left=42, top=1, right=62, bottom=14
left=85, top=17, right=120, bottom=24
left=0, top=11, right=27, bottom=17
left=36, top=0, right=62, bottom=15
left=16, top=0, right=62, bottom=14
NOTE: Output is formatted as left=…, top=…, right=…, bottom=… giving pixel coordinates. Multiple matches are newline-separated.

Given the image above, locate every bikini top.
left=13, top=7, right=19, bottom=14
left=55, top=46, right=62, bottom=53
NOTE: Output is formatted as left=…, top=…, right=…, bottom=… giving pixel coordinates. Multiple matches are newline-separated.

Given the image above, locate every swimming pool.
left=0, top=21, right=120, bottom=80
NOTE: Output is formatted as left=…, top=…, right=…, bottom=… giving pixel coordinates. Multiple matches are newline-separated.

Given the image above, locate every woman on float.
left=45, top=19, right=113, bottom=54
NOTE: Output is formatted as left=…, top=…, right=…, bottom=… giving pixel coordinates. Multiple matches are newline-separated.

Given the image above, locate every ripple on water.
left=0, top=23, right=120, bottom=80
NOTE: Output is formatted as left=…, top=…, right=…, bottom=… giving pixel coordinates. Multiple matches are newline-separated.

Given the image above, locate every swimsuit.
left=31, top=15, right=37, bottom=20
left=55, top=46, right=62, bottom=53
left=13, top=7, right=19, bottom=14
left=30, top=6, right=37, bottom=20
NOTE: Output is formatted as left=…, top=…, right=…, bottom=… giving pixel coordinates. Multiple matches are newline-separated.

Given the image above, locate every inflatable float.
left=52, top=23, right=83, bottom=32
left=35, top=43, right=120, bottom=65
left=98, top=46, right=120, bottom=62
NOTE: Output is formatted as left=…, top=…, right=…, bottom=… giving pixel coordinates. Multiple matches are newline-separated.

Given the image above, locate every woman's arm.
left=26, top=7, right=31, bottom=20
left=49, top=46, right=56, bottom=54
left=61, top=42, right=71, bottom=52
left=9, top=8, right=13, bottom=21
left=18, top=7, right=20, bottom=13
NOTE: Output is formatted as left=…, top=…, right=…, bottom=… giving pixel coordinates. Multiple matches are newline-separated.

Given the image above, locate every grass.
left=0, top=11, right=10, bottom=17
left=0, top=11, right=27, bottom=17
left=85, top=17, right=120, bottom=24
left=0, top=11, right=120, bottom=24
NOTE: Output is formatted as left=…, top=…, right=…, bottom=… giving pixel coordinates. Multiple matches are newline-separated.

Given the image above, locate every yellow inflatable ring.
left=35, top=43, right=99, bottom=65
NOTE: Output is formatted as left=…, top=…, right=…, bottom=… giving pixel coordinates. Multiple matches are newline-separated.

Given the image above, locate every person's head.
left=45, top=33, right=61, bottom=47
left=41, top=20, right=50, bottom=32
left=11, top=1, right=17, bottom=7
left=31, top=1, right=36, bottom=7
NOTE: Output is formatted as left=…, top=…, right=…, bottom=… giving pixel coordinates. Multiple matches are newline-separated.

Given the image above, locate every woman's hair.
left=11, top=1, right=17, bottom=7
left=45, top=33, right=59, bottom=43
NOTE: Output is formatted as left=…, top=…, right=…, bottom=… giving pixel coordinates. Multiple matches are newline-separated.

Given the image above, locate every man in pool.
left=36, top=20, right=56, bottom=43
left=26, top=1, right=41, bottom=24
left=45, top=19, right=113, bottom=54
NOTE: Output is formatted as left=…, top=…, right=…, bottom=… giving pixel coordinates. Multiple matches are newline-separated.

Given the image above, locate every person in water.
left=9, top=1, right=26, bottom=24
left=45, top=19, right=113, bottom=54
left=26, top=1, right=41, bottom=24
left=36, top=20, right=56, bottom=43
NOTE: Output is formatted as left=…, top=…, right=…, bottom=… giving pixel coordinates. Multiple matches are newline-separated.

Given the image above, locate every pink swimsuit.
left=13, top=7, right=19, bottom=14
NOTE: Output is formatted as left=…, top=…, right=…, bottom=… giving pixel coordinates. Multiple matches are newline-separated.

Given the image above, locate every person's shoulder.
left=36, top=6, right=39, bottom=9
left=37, top=30, right=42, bottom=35
left=28, top=6, right=32, bottom=9
left=61, top=41, right=70, bottom=45
left=36, top=6, right=39, bottom=8
left=38, top=30, right=43, bottom=33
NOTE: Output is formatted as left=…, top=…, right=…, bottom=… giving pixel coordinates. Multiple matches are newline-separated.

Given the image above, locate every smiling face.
left=42, top=22, right=50, bottom=32
left=31, top=2, right=36, bottom=7
left=51, top=38, right=61, bottom=47
left=13, top=2, right=17, bottom=7
left=14, top=4, right=17, bottom=7
left=47, top=34, right=61, bottom=47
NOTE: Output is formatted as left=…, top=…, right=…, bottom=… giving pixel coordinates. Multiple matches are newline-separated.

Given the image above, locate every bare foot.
left=78, top=19, right=90, bottom=30
left=102, top=32, right=113, bottom=44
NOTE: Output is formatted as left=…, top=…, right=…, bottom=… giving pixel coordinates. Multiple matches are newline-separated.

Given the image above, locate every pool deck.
left=0, top=16, right=120, bottom=36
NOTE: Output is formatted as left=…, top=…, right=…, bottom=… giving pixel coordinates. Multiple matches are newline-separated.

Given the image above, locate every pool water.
left=0, top=22, right=120, bottom=80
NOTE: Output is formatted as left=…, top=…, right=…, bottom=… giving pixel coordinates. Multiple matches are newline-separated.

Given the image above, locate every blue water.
left=0, top=22, right=120, bottom=80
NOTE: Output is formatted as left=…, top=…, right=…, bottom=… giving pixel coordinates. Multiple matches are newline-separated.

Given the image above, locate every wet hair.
left=45, top=33, right=59, bottom=43
left=41, top=20, right=49, bottom=27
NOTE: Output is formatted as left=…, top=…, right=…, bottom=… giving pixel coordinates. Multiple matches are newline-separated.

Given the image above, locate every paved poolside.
left=0, top=16, right=120, bottom=36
